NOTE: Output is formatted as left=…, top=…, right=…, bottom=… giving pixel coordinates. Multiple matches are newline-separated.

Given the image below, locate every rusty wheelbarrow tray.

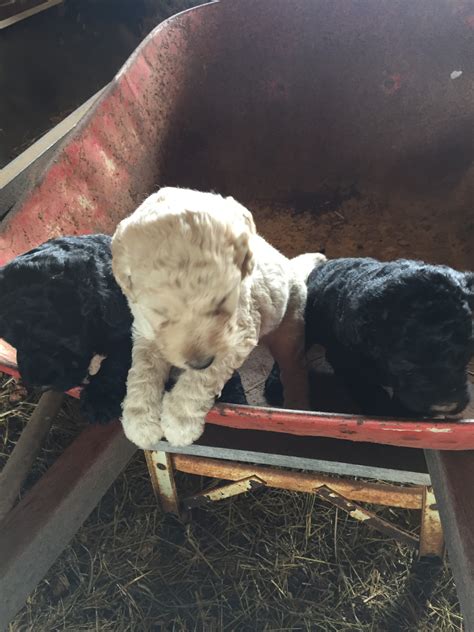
left=0, top=0, right=473, bottom=627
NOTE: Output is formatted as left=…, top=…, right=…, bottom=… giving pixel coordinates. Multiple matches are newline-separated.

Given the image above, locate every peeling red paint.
left=206, top=405, right=474, bottom=450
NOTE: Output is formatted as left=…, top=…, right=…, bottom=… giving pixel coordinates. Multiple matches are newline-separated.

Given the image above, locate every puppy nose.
left=187, top=356, right=215, bottom=370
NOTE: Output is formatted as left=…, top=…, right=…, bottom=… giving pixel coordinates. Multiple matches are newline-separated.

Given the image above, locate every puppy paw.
left=218, top=371, right=248, bottom=405
left=121, top=406, right=164, bottom=449
left=80, top=387, right=123, bottom=425
left=162, top=416, right=205, bottom=447
left=161, top=394, right=206, bottom=447
left=80, top=396, right=121, bottom=425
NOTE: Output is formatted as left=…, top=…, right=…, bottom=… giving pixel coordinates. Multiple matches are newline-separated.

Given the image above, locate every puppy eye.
left=206, top=294, right=230, bottom=317
left=152, top=308, right=169, bottom=319
left=209, top=308, right=226, bottom=317
left=159, top=317, right=178, bottom=327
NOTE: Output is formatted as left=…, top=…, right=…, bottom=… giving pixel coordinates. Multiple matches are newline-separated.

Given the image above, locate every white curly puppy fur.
left=111, top=187, right=326, bottom=448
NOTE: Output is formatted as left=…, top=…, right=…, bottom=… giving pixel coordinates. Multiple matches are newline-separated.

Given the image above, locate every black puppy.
left=0, top=235, right=133, bottom=423
left=0, top=235, right=247, bottom=424
left=265, top=258, right=474, bottom=417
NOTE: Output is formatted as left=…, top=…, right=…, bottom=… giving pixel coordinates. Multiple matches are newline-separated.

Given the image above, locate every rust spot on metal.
left=419, top=487, right=444, bottom=558
left=174, top=455, right=424, bottom=509
left=183, top=475, right=266, bottom=509
left=316, top=485, right=418, bottom=548
left=382, top=72, right=402, bottom=95
left=286, top=184, right=359, bottom=215
left=145, top=451, right=180, bottom=516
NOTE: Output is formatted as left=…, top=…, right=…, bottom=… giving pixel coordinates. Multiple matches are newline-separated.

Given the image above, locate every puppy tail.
left=290, top=252, right=327, bottom=283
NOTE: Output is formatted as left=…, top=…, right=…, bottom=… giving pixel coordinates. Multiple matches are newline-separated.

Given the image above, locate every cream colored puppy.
left=112, top=187, right=325, bottom=448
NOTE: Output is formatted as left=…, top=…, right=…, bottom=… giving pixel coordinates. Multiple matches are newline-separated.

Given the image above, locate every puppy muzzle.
left=187, top=356, right=215, bottom=370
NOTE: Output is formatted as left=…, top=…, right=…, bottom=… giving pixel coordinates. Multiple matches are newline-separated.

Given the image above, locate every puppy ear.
left=225, top=197, right=256, bottom=278
left=226, top=196, right=257, bottom=235
left=234, top=232, right=255, bottom=279
left=111, top=228, right=135, bottom=300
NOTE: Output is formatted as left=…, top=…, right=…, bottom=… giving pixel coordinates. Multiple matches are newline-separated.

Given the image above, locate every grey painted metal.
left=155, top=440, right=431, bottom=486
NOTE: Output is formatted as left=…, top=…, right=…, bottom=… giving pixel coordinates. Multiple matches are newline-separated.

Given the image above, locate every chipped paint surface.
left=99, top=150, right=118, bottom=175
left=419, top=487, right=444, bottom=558
left=385, top=427, right=423, bottom=432
left=145, top=451, right=180, bottom=515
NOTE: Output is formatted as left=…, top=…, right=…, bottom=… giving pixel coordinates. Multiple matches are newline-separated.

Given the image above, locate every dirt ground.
left=1, top=374, right=463, bottom=632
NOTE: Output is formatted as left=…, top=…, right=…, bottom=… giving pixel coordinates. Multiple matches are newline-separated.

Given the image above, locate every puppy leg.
left=265, top=255, right=326, bottom=409
left=161, top=349, right=254, bottom=447
left=121, top=335, right=170, bottom=449
left=80, top=340, right=132, bottom=424
left=218, top=371, right=248, bottom=405
left=263, top=280, right=310, bottom=410
left=264, top=362, right=284, bottom=407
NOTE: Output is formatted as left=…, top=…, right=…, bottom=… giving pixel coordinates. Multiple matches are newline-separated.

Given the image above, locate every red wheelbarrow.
left=1, top=0, right=474, bottom=627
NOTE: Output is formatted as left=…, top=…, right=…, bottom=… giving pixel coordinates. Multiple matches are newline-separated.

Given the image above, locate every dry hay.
left=0, top=374, right=463, bottom=631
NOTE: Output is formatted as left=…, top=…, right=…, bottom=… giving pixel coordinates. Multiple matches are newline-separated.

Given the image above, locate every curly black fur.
left=0, top=235, right=248, bottom=424
left=0, top=235, right=133, bottom=423
left=265, top=258, right=474, bottom=416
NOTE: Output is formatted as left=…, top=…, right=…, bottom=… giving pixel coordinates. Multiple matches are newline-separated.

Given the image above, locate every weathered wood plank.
left=425, top=450, right=474, bottom=630
left=0, top=0, right=62, bottom=30
left=0, top=390, right=64, bottom=521
left=0, top=422, right=135, bottom=629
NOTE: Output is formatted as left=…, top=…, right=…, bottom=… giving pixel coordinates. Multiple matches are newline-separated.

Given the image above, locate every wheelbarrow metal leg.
left=184, top=475, right=266, bottom=509
left=315, top=485, right=419, bottom=548
left=145, top=450, right=180, bottom=516
left=419, top=486, right=444, bottom=559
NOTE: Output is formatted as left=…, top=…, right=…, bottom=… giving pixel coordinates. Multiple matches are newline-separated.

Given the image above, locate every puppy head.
left=0, top=275, right=93, bottom=392
left=111, top=188, right=256, bottom=369
left=0, top=310, right=92, bottom=391
left=374, top=267, right=474, bottom=416
left=15, top=337, right=91, bottom=392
